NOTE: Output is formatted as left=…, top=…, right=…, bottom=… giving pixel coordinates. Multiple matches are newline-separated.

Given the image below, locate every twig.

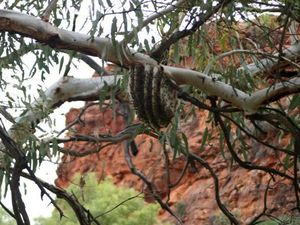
left=247, top=176, right=274, bottom=225
left=178, top=87, right=294, bottom=155
left=292, top=132, right=300, bottom=211
left=214, top=110, right=293, bottom=181
left=204, top=49, right=300, bottom=75
left=0, top=201, right=16, bottom=219
left=189, top=153, right=239, bottom=225
left=56, top=102, right=98, bottom=137
left=249, top=109, right=300, bottom=207
left=0, top=125, right=30, bottom=225
left=150, top=0, right=233, bottom=60
left=56, top=123, right=144, bottom=145
left=21, top=172, right=100, bottom=225
left=95, top=192, right=143, bottom=218
left=123, top=142, right=183, bottom=225
left=77, top=54, right=110, bottom=76
left=122, top=0, right=187, bottom=45
left=169, top=159, right=189, bottom=188
left=162, top=143, right=171, bottom=203
left=53, top=124, right=145, bottom=157
left=24, top=165, right=64, bottom=218
left=118, top=99, right=139, bottom=156
left=57, top=143, right=112, bottom=157
left=221, top=113, right=295, bottom=155
left=41, top=0, right=59, bottom=22
left=275, top=12, right=291, bottom=79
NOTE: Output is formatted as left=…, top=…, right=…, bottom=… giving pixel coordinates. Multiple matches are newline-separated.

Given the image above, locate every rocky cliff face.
left=55, top=103, right=296, bottom=225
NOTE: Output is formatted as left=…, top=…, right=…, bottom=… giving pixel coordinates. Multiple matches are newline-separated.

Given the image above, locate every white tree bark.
left=1, top=9, right=300, bottom=142
left=240, top=41, right=300, bottom=75
left=10, top=76, right=121, bottom=141
left=204, top=44, right=300, bottom=75
left=0, top=9, right=157, bottom=67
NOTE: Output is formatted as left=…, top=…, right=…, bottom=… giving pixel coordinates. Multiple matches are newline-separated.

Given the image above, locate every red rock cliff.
left=55, top=103, right=297, bottom=225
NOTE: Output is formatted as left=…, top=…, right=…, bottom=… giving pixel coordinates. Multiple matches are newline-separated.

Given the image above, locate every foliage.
left=0, top=208, right=15, bottom=225
left=0, top=0, right=299, bottom=225
left=259, top=216, right=300, bottom=225
left=174, top=201, right=186, bottom=219
left=35, top=173, right=160, bottom=225
left=211, top=211, right=240, bottom=225
left=211, top=214, right=300, bottom=225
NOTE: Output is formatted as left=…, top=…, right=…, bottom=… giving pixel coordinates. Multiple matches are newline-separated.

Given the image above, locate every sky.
left=0, top=21, right=98, bottom=221
left=1, top=59, right=94, bottom=223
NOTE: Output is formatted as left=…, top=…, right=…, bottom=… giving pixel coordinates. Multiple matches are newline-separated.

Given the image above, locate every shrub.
left=35, top=173, right=160, bottom=225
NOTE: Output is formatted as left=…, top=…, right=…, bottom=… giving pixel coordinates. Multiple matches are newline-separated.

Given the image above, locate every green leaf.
left=31, top=149, right=38, bottom=172
left=289, top=94, right=300, bottom=112
left=98, top=0, right=104, bottom=7
left=181, top=132, right=189, bottom=154
left=151, top=36, right=155, bottom=44
left=52, top=138, right=58, bottom=157
left=219, top=132, right=226, bottom=159
left=123, top=10, right=128, bottom=35
left=199, top=127, right=208, bottom=152
left=59, top=56, right=65, bottom=74
left=111, top=17, right=118, bottom=42
left=283, top=154, right=292, bottom=170
left=106, top=0, right=112, bottom=7
left=144, top=39, right=150, bottom=52
left=173, top=42, right=180, bottom=64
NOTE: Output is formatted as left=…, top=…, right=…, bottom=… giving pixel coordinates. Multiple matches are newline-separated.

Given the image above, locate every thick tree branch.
left=10, top=75, right=121, bottom=142
left=205, top=46, right=300, bottom=75
left=165, top=65, right=300, bottom=113
left=250, top=76, right=300, bottom=106
left=8, top=65, right=300, bottom=145
left=0, top=9, right=157, bottom=67
left=2, top=9, right=300, bottom=117
left=0, top=43, right=109, bottom=76
left=239, top=41, right=300, bottom=76
left=2, top=9, right=300, bottom=148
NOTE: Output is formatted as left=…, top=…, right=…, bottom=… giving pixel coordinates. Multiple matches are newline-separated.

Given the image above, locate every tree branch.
left=123, top=142, right=183, bottom=225
left=95, top=192, right=143, bottom=219
left=2, top=9, right=300, bottom=117
left=214, top=111, right=293, bottom=180
left=122, top=0, right=187, bottom=45
left=205, top=47, right=300, bottom=75
left=238, top=41, right=300, bottom=76
left=41, top=0, right=59, bottom=22
left=2, top=9, right=300, bottom=148
left=0, top=9, right=157, bottom=67
left=21, top=172, right=100, bottom=225
left=50, top=124, right=144, bottom=157
left=9, top=75, right=120, bottom=142
left=77, top=54, right=109, bottom=75
left=150, top=0, right=233, bottom=60
left=0, top=124, right=30, bottom=225
left=189, top=153, right=239, bottom=225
